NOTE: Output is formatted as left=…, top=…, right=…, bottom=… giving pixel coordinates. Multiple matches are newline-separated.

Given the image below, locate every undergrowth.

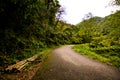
left=73, top=44, right=120, bottom=68
left=23, top=48, right=53, bottom=70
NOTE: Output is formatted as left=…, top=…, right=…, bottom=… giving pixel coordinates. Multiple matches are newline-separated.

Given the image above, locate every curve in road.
left=32, top=45, right=120, bottom=80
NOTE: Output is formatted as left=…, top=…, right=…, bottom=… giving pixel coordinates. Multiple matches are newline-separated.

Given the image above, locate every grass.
left=22, top=45, right=60, bottom=70
left=22, top=48, right=54, bottom=70
left=73, top=44, right=120, bottom=68
left=31, top=49, right=54, bottom=80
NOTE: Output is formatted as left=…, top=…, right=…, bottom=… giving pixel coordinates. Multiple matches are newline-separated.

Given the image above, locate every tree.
left=111, top=0, right=120, bottom=5
left=0, top=0, right=61, bottom=66
left=83, top=12, right=93, bottom=20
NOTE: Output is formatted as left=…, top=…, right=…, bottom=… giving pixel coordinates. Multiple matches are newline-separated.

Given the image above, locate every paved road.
left=32, top=45, right=120, bottom=80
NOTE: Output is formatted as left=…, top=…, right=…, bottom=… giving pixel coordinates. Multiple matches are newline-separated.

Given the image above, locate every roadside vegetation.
left=22, top=48, right=53, bottom=70
left=73, top=44, right=120, bottom=68
left=72, top=10, right=120, bottom=68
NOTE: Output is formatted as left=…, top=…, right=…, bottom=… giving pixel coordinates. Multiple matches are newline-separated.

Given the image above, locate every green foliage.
left=73, top=44, right=110, bottom=64
left=73, top=44, right=120, bottom=68
left=23, top=48, right=53, bottom=70
left=92, top=47, right=120, bottom=67
left=76, top=17, right=103, bottom=43
left=76, top=11, right=120, bottom=68
left=76, top=11, right=120, bottom=48
left=0, top=0, right=61, bottom=67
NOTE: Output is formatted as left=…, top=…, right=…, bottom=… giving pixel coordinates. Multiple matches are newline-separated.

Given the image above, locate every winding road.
left=32, top=45, right=120, bottom=80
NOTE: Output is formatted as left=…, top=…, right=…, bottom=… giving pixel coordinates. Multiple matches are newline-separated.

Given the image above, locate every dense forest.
left=0, top=0, right=61, bottom=67
left=0, top=0, right=120, bottom=70
left=0, top=0, right=77, bottom=68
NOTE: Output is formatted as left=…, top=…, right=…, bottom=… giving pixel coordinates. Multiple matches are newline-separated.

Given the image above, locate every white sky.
left=58, top=0, right=120, bottom=25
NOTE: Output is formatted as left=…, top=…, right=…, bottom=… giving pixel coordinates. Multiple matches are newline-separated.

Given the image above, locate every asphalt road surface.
left=32, top=45, right=120, bottom=80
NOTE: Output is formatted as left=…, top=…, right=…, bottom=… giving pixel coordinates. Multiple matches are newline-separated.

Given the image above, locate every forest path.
left=32, top=45, right=120, bottom=80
